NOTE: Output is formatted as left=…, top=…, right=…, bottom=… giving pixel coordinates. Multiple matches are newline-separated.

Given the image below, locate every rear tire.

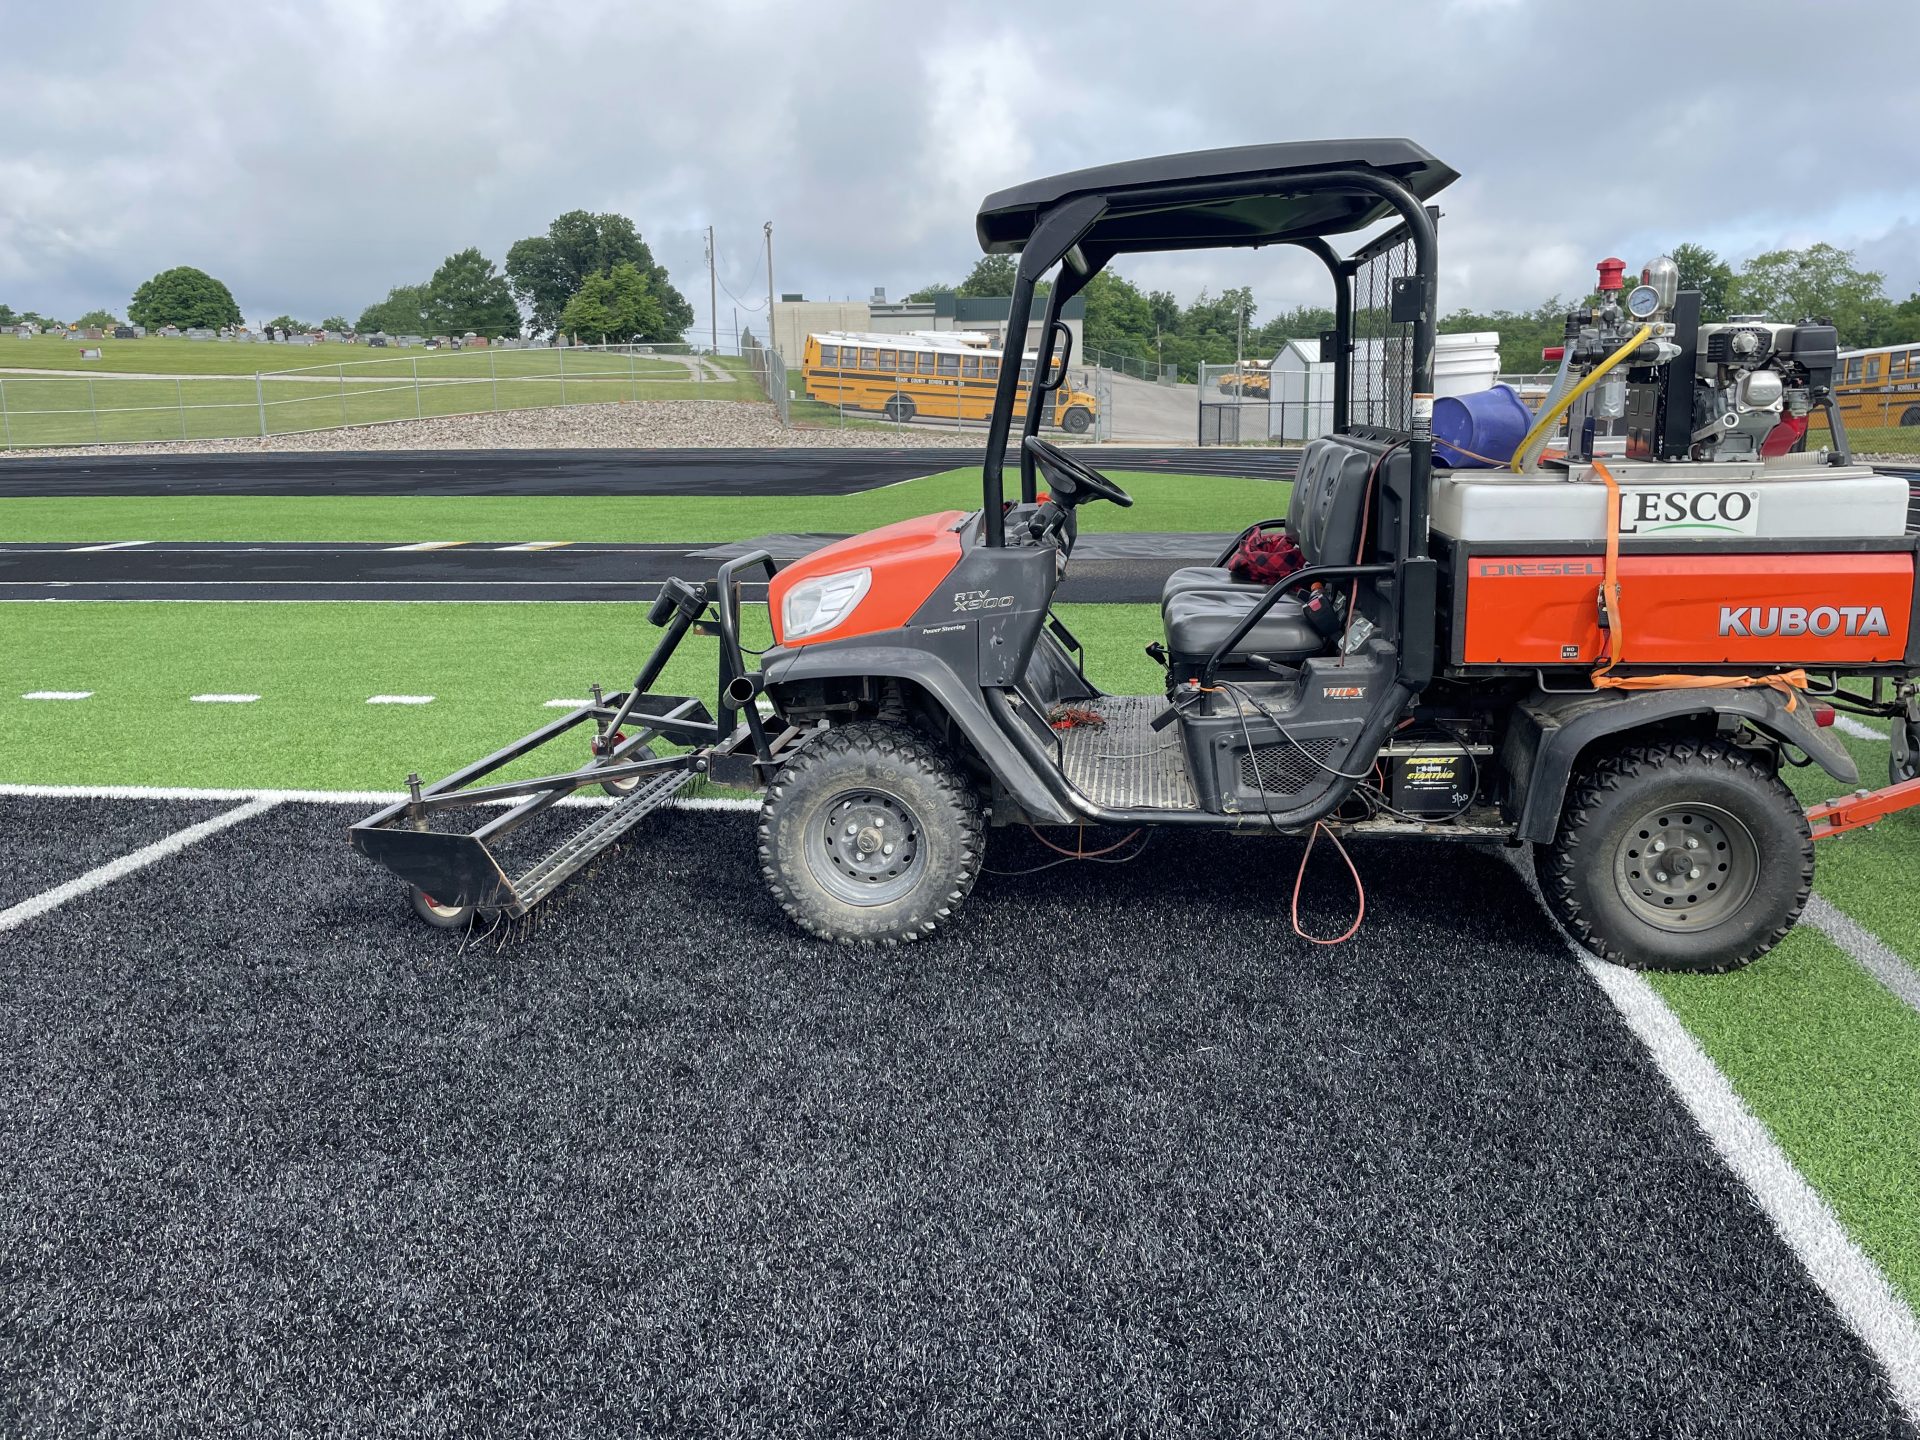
left=1060, top=406, right=1092, bottom=435
left=1534, top=738, right=1813, bottom=973
left=883, top=396, right=916, bottom=424
left=596, top=739, right=657, bottom=798
left=759, top=722, right=984, bottom=944
left=1899, top=406, right=1920, bottom=427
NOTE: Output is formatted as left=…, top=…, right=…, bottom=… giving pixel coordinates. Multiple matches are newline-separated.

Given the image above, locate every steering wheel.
left=1022, top=436, right=1134, bottom=509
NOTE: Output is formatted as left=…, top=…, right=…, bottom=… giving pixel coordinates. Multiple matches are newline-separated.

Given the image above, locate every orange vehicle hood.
left=768, top=510, right=969, bottom=646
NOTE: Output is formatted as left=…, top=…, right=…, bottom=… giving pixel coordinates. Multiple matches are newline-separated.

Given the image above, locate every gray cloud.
left=2, top=0, right=1916, bottom=332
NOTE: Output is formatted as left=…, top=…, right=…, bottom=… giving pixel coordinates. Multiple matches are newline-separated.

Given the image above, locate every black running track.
left=0, top=536, right=1217, bottom=605
left=0, top=445, right=1300, bottom=497
left=0, top=796, right=1911, bottom=1436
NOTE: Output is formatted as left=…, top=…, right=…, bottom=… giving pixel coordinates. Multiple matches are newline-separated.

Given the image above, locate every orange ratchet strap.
left=1584, top=459, right=1808, bottom=710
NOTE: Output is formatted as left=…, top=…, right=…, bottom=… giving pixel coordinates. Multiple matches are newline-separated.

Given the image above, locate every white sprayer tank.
left=1432, top=332, right=1502, bottom=398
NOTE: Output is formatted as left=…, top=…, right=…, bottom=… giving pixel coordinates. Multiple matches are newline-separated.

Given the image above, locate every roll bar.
left=979, top=167, right=1438, bottom=549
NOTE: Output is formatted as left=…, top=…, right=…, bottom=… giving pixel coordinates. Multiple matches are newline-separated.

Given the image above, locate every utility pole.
left=706, top=224, right=719, bottom=357
left=764, top=221, right=776, bottom=363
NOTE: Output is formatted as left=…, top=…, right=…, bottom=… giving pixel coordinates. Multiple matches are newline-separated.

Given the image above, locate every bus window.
left=859, top=348, right=878, bottom=370
left=983, top=357, right=999, bottom=380
left=938, top=353, right=961, bottom=376
left=819, top=344, right=837, bottom=367
left=962, top=356, right=980, bottom=378
left=1867, top=357, right=1882, bottom=381
left=878, top=349, right=896, bottom=371
left=1019, top=362, right=1035, bottom=382
left=1845, top=357, right=1863, bottom=384
left=918, top=351, right=936, bottom=374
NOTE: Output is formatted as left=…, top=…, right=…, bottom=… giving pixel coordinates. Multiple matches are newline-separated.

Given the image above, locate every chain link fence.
left=1195, top=360, right=1333, bottom=445
left=0, top=341, right=761, bottom=450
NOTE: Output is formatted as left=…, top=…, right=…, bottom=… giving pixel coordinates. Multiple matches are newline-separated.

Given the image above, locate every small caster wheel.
left=410, top=886, right=478, bottom=929
left=594, top=734, right=656, bottom=797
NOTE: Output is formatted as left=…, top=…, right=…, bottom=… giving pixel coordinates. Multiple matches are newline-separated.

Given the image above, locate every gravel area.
left=0, top=402, right=987, bottom=459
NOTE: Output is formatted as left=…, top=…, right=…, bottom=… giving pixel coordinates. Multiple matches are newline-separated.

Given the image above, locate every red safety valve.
left=1597, top=257, right=1627, bottom=292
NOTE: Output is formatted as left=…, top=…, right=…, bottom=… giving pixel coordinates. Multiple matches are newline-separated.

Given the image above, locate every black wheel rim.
left=1612, top=802, right=1759, bottom=933
left=806, top=789, right=926, bottom=906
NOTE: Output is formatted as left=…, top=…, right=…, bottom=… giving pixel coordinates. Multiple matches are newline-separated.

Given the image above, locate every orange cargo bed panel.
left=1461, top=552, right=1914, bottom=666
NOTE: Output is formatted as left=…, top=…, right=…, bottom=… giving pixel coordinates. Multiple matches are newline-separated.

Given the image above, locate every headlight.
left=781, top=567, right=872, bottom=641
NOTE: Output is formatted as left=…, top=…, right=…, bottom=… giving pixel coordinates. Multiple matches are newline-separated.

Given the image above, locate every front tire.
left=410, top=886, right=479, bottom=929
left=759, top=722, right=984, bottom=943
left=1060, top=405, right=1092, bottom=435
left=1534, top=738, right=1813, bottom=973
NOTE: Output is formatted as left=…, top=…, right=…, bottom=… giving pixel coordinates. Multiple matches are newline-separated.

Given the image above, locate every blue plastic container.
left=1433, top=383, right=1531, bottom=468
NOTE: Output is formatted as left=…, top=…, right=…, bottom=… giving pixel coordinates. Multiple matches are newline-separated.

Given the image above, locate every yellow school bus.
left=1813, top=342, right=1920, bottom=440
left=802, top=331, right=1098, bottom=434
left=1216, top=361, right=1271, bottom=397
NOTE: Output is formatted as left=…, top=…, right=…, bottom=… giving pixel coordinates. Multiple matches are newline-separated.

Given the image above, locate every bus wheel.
left=1900, top=406, right=1920, bottom=427
left=1061, top=406, right=1092, bottom=435
left=883, top=397, right=916, bottom=424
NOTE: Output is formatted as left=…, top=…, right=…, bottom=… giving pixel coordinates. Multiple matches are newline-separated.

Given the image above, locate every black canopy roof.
left=975, top=139, right=1457, bottom=257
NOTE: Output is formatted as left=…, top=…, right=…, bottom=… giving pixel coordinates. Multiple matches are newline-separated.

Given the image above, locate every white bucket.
left=1432, top=331, right=1501, bottom=398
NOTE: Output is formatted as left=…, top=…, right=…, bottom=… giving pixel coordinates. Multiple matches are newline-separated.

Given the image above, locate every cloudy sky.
left=3, top=0, right=1916, bottom=336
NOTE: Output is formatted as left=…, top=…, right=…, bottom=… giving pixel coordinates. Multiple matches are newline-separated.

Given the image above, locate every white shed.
left=1266, top=337, right=1334, bottom=442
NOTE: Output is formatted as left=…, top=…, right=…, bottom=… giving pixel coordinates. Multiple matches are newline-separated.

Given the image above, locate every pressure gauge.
left=1625, top=283, right=1663, bottom=320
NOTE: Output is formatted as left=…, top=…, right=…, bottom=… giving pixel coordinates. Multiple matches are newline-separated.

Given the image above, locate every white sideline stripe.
left=366, top=694, right=433, bottom=705
left=1584, top=959, right=1920, bottom=1418
left=189, top=693, right=260, bottom=704
left=68, top=540, right=148, bottom=552
left=1834, top=714, right=1888, bottom=743
left=22, top=691, right=92, bottom=701
left=1803, top=894, right=1920, bottom=1017
left=544, top=698, right=592, bottom=708
left=1502, top=846, right=1920, bottom=1414
left=0, top=782, right=762, bottom=812
left=384, top=541, right=467, bottom=552
left=496, top=541, right=571, bottom=551
left=0, top=797, right=281, bottom=933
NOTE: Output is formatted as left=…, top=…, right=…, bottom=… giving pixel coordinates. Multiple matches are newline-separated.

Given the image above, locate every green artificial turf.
left=1650, top=928, right=1920, bottom=1307
left=0, top=470, right=1287, bottom=543
left=0, top=600, right=1163, bottom=792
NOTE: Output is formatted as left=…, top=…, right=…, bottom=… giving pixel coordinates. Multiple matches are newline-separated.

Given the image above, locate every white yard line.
left=68, top=540, right=148, bottom=552
left=544, top=698, right=592, bottom=708
left=1499, top=847, right=1920, bottom=1415
left=189, top=693, right=260, bottom=704
left=496, top=541, right=572, bottom=551
left=21, top=690, right=92, bottom=700
left=366, top=694, right=433, bottom=705
left=0, top=781, right=760, bottom=812
left=1834, top=714, right=1888, bottom=743
left=1802, top=894, right=1920, bottom=1017
left=384, top=541, right=468, bottom=552
left=0, top=797, right=281, bottom=933
left=1584, top=959, right=1920, bottom=1418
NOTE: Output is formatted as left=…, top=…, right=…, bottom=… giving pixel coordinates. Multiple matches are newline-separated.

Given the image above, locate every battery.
left=1382, top=741, right=1488, bottom=817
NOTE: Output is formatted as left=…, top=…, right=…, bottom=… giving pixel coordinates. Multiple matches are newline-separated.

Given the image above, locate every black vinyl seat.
left=1161, top=436, right=1381, bottom=670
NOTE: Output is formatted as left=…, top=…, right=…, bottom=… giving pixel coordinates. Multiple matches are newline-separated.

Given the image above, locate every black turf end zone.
left=0, top=802, right=1911, bottom=1437
left=0, top=796, right=232, bottom=910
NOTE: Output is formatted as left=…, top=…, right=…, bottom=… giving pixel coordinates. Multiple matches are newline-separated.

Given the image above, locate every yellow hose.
left=1508, top=324, right=1652, bottom=472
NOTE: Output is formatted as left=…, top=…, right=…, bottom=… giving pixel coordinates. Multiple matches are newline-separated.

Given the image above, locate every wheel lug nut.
left=1652, top=840, right=1667, bottom=853
left=874, top=815, right=885, bottom=827
left=882, top=844, right=894, bottom=856
left=1684, top=837, right=1700, bottom=850
left=1689, top=868, right=1701, bottom=880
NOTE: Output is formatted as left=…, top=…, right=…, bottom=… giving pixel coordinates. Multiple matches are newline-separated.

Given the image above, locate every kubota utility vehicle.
left=353, top=140, right=1920, bottom=972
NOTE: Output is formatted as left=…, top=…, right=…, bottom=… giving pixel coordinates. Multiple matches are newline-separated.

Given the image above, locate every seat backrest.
left=1286, top=436, right=1381, bottom=566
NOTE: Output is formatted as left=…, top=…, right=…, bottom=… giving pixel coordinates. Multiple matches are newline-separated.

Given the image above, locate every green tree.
left=0, top=303, right=16, bottom=326
left=1733, top=243, right=1888, bottom=344
left=425, top=247, right=520, bottom=336
left=1080, top=270, right=1155, bottom=364
left=127, top=266, right=243, bottom=331
left=954, top=254, right=1018, bottom=299
left=320, top=315, right=350, bottom=333
left=265, top=315, right=311, bottom=334
left=505, top=211, right=690, bottom=339
left=74, top=309, right=121, bottom=329
left=356, top=285, right=433, bottom=336
left=1437, top=299, right=1570, bottom=374
left=1669, top=243, right=1736, bottom=322
left=556, top=262, right=667, bottom=343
